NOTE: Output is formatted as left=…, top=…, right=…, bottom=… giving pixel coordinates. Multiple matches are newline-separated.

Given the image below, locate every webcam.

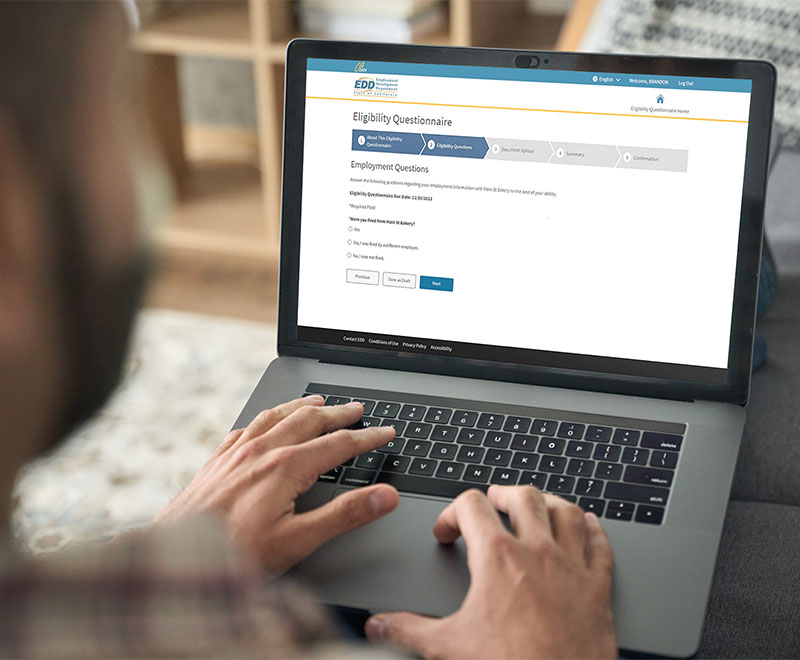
left=514, top=54, right=541, bottom=68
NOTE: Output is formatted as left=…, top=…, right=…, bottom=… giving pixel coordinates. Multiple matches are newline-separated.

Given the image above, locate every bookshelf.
left=131, top=0, right=562, bottom=260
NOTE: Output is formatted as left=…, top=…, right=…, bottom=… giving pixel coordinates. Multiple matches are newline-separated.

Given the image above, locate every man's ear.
left=0, top=111, right=52, bottom=347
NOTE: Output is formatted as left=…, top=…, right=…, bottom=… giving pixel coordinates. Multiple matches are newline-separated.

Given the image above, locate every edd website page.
left=297, top=59, right=751, bottom=370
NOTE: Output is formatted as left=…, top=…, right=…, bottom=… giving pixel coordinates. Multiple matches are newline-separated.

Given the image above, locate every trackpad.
left=292, top=492, right=469, bottom=617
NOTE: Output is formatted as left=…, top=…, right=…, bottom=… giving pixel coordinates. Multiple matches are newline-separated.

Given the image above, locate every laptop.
left=234, top=40, right=775, bottom=657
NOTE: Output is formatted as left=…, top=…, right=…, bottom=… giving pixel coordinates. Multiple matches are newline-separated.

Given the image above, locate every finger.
left=238, top=395, right=326, bottom=442
left=546, top=494, right=588, bottom=556
left=486, top=484, right=551, bottom=541
left=288, top=484, right=399, bottom=559
left=365, top=611, right=443, bottom=657
left=287, top=424, right=396, bottom=483
left=214, top=428, right=244, bottom=456
left=584, top=512, right=615, bottom=575
left=432, top=489, right=507, bottom=550
left=263, top=400, right=366, bottom=449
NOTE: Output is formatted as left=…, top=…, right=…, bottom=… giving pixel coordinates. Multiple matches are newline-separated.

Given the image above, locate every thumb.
left=290, top=484, right=399, bottom=556
left=366, top=611, right=443, bottom=656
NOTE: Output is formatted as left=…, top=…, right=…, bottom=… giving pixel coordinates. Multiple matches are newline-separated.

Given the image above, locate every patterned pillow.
left=594, top=0, right=800, bottom=148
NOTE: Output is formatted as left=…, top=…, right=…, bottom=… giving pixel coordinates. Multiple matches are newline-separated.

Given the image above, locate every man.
left=0, top=2, right=616, bottom=657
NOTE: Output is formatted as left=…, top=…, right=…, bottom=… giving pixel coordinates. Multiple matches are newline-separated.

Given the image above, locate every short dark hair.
left=0, top=1, right=107, bottom=173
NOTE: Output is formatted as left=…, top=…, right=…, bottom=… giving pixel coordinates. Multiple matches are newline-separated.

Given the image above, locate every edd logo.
left=355, top=61, right=367, bottom=72
left=355, top=76, right=375, bottom=90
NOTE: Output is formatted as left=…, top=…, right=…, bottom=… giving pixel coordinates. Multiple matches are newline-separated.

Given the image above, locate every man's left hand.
left=155, top=395, right=398, bottom=576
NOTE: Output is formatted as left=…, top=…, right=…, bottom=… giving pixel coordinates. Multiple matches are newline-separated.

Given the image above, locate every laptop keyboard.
left=305, top=383, right=685, bottom=525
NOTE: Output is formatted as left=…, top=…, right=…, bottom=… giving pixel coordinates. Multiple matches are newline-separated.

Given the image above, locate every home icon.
left=656, top=94, right=665, bottom=104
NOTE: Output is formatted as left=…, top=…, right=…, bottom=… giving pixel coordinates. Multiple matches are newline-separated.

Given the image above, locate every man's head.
left=0, top=1, right=150, bottom=467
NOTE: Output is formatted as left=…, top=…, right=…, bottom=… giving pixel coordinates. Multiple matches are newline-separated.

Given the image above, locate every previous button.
left=420, top=276, right=454, bottom=292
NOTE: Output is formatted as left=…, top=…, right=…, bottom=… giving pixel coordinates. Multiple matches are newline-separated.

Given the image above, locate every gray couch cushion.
left=700, top=500, right=800, bottom=658
left=730, top=149, right=800, bottom=507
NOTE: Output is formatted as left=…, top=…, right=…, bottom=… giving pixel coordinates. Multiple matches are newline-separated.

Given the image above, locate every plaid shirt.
left=0, top=517, right=391, bottom=658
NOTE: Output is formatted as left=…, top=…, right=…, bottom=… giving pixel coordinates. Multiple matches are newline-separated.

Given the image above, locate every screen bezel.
left=279, top=39, right=776, bottom=405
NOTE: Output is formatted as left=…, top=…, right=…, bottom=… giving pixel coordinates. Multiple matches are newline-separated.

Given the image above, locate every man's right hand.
left=365, top=486, right=617, bottom=659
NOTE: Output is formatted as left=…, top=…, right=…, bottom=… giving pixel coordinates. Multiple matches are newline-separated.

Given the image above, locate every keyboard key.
left=374, top=402, right=401, bottom=418
left=358, top=416, right=381, bottom=429
left=376, top=438, right=404, bottom=454
left=453, top=410, right=479, bottom=426
left=457, top=428, right=485, bottom=445
left=596, top=462, right=623, bottom=480
left=604, top=482, right=670, bottom=506
left=511, top=434, right=538, bottom=452
left=585, top=425, right=612, bottom=442
left=511, top=452, right=538, bottom=470
left=405, top=423, right=433, bottom=439
left=425, top=407, right=453, bottom=424
left=325, top=396, right=351, bottom=406
left=540, top=456, right=567, bottom=473
left=399, top=404, right=427, bottom=421
left=483, top=432, right=511, bottom=449
left=532, top=419, right=557, bottom=436
left=432, top=442, right=458, bottom=460
left=491, top=468, right=520, bottom=485
left=546, top=474, right=575, bottom=494
left=519, top=471, right=547, bottom=488
left=342, top=468, right=376, bottom=487
left=409, top=458, right=437, bottom=476
left=606, top=501, right=634, bottom=521
left=436, top=461, right=464, bottom=480
left=567, top=459, right=595, bottom=477
left=383, top=456, right=410, bottom=473
left=350, top=399, right=376, bottom=415
left=565, top=441, right=593, bottom=458
left=635, top=505, right=665, bottom=525
left=477, top=413, right=505, bottom=430
left=557, top=422, right=585, bottom=439
left=355, top=452, right=384, bottom=470
left=579, top=498, right=606, bottom=515
left=484, top=450, right=511, bottom=467
left=624, top=465, right=674, bottom=487
left=464, top=464, right=490, bottom=483
left=560, top=495, right=578, bottom=503
left=538, top=437, right=566, bottom=455
left=318, top=466, right=343, bottom=483
left=457, top=446, right=485, bottom=463
left=612, top=429, right=640, bottom=446
left=380, top=419, right=406, bottom=436
left=376, top=472, right=486, bottom=498
left=504, top=416, right=532, bottom=433
left=340, top=458, right=354, bottom=466
left=575, top=478, right=603, bottom=497
left=593, top=444, right=621, bottom=462
left=621, top=447, right=649, bottom=465
left=641, top=432, right=683, bottom=451
left=431, top=425, right=459, bottom=442
left=650, top=450, right=679, bottom=469
left=403, top=441, right=431, bottom=457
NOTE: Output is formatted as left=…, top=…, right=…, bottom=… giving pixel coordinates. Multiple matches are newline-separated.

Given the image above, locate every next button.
left=420, top=275, right=454, bottom=292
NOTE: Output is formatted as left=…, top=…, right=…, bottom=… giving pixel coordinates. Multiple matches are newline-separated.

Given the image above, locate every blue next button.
left=420, top=276, right=454, bottom=292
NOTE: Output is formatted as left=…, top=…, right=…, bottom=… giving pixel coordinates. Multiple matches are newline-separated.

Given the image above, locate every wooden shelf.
left=135, top=0, right=565, bottom=261
left=132, top=1, right=254, bottom=59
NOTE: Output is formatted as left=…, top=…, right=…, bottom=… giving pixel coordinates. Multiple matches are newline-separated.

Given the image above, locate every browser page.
left=296, top=58, right=752, bottom=371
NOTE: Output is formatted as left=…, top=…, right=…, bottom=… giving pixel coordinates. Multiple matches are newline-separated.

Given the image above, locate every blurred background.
left=14, top=0, right=800, bottom=553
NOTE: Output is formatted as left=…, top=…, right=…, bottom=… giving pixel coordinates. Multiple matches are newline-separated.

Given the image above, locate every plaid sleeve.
left=0, top=516, right=382, bottom=658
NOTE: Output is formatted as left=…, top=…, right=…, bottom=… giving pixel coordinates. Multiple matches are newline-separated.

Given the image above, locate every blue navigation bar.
left=420, top=276, right=454, bottom=292
left=309, top=58, right=752, bottom=93
left=352, top=129, right=424, bottom=154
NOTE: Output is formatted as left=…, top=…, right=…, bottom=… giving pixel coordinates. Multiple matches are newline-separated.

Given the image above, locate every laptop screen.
left=295, top=58, right=753, bottom=384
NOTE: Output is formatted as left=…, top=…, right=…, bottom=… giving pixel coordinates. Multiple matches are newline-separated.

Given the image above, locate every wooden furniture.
left=555, top=0, right=597, bottom=51
left=131, top=0, right=566, bottom=261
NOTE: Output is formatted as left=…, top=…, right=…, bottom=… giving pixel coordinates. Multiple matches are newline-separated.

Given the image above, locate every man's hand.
left=155, top=395, right=399, bottom=576
left=365, top=486, right=616, bottom=659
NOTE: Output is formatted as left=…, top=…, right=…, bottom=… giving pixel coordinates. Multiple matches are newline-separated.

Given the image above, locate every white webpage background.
left=297, top=69, right=751, bottom=368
